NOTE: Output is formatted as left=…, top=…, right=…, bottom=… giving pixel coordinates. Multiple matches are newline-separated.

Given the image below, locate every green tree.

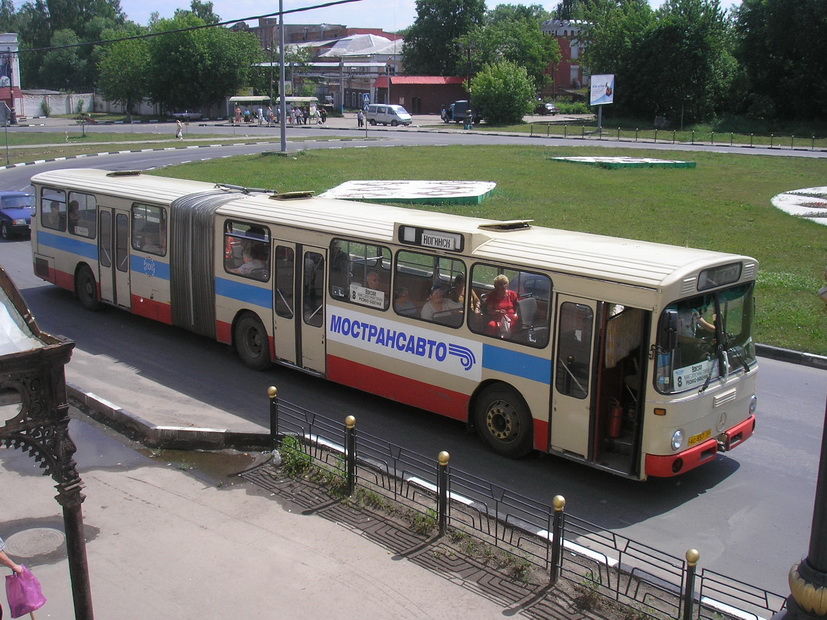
left=640, top=0, right=736, bottom=125
left=582, top=0, right=735, bottom=124
left=464, top=4, right=560, bottom=91
left=402, top=0, right=485, bottom=76
left=97, top=37, right=148, bottom=121
left=39, top=28, right=87, bottom=89
left=146, top=13, right=262, bottom=112
left=469, top=59, right=535, bottom=124
left=177, top=0, right=220, bottom=25
left=735, top=0, right=827, bottom=121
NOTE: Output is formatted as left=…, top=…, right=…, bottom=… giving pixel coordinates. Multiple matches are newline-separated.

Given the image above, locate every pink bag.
left=5, top=565, right=47, bottom=618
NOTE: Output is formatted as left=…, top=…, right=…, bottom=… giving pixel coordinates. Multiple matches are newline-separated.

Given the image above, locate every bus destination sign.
left=399, top=225, right=464, bottom=253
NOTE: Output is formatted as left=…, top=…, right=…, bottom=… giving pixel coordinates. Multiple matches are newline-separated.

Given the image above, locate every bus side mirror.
left=660, top=309, right=679, bottom=350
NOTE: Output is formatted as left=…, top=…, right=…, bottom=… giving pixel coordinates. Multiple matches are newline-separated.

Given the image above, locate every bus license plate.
left=689, top=429, right=712, bottom=446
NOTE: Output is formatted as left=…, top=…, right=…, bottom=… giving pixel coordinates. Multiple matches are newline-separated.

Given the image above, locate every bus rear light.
left=654, top=408, right=666, bottom=416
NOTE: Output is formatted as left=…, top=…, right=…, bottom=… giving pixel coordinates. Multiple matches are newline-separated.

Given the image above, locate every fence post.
left=345, top=415, right=356, bottom=496
left=682, top=548, right=700, bottom=620
left=549, top=495, right=566, bottom=585
left=268, top=386, right=279, bottom=449
left=437, top=451, right=450, bottom=537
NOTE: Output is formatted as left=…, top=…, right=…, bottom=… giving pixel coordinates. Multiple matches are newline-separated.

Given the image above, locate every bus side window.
left=555, top=302, right=593, bottom=399
left=69, top=192, right=97, bottom=238
left=275, top=245, right=294, bottom=319
left=41, top=189, right=66, bottom=231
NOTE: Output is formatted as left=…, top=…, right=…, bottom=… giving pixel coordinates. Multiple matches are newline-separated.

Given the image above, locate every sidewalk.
left=3, top=346, right=626, bottom=619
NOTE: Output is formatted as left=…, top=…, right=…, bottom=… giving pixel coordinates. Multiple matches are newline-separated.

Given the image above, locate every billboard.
left=590, top=74, right=615, bottom=106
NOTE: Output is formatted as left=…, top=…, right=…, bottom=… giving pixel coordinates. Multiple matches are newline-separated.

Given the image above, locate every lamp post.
left=777, top=395, right=827, bottom=619
left=278, top=0, right=286, bottom=152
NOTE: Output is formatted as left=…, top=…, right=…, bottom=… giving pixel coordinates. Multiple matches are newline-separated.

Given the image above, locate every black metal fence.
left=269, top=390, right=787, bottom=620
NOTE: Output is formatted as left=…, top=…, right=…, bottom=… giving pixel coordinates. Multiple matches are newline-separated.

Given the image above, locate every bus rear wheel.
left=76, top=266, right=100, bottom=311
left=234, top=314, right=271, bottom=370
left=474, top=385, right=533, bottom=458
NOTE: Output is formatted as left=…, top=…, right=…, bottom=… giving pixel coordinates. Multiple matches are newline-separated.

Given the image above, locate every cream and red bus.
left=30, top=168, right=758, bottom=479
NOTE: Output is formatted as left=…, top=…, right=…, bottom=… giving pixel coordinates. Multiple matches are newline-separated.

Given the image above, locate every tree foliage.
left=735, top=0, right=827, bottom=121
left=97, top=37, right=148, bottom=120
left=469, top=60, right=535, bottom=124
left=146, top=13, right=262, bottom=111
left=463, top=4, right=561, bottom=90
left=582, top=0, right=736, bottom=125
left=402, top=0, right=485, bottom=76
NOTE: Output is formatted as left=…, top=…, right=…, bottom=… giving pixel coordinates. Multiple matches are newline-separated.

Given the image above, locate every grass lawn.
left=150, top=144, right=827, bottom=355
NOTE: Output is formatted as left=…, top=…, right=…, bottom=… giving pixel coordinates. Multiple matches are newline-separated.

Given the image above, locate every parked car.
left=442, top=100, right=483, bottom=124
left=365, top=104, right=412, bottom=126
left=534, top=102, right=559, bottom=116
left=0, top=191, right=34, bottom=239
left=169, top=110, right=203, bottom=121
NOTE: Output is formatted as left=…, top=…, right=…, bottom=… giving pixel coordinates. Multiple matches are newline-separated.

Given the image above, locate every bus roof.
left=228, top=96, right=271, bottom=103
left=29, top=168, right=756, bottom=304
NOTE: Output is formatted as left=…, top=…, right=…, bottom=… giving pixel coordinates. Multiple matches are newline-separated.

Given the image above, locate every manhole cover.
left=5, top=528, right=64, bottom=557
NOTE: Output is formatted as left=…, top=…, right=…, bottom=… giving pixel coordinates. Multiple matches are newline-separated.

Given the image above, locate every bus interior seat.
left=516, top=296, right=537, bottom=327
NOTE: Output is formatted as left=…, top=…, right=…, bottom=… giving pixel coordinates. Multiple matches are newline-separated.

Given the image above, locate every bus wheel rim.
left=485, top=400, right=519, bottom=442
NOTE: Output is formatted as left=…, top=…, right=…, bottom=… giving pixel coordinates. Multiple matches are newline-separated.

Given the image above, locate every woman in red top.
left=484, top=274, right=519, bottom=337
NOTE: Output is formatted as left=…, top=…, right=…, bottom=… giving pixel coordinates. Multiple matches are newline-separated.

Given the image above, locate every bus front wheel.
left=474, top=385, right=533, bottom=458
left=76, top=266, right=100, bottom=311
left=234, top=314, right=271, bottom=370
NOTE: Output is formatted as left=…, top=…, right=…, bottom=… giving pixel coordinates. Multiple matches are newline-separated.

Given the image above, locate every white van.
left=365, top=104, right=412, bottom=126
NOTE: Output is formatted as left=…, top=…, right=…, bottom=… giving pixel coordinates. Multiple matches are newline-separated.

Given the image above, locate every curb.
left=67, top=383, right=272, bottom=451
left=755, top=344, right=827, bottom=370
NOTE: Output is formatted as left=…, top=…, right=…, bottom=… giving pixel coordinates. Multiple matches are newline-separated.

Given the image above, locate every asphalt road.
left=1, top=128, right=825, bottom=596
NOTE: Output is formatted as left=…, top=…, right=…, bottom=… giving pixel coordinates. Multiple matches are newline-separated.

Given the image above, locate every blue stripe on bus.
left=37, top=230, right=98, bottom=261
left=130, top=255, right=171, bottom=280
left=215, top=277, right=272, bottom=309
left=483, top=344, right=552, bottom=384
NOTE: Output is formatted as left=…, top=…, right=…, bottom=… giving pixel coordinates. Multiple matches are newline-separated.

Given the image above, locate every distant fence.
left=526, top=123, right=827, bottom=152
left=269, top=390, right=787, bottom=620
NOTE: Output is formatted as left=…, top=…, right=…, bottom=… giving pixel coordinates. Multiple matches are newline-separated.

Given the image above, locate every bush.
left=470, top=60, right=535, bottom=125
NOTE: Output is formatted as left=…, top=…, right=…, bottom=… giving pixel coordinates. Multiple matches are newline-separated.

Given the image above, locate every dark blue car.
left=0, top=191, right=34, bottom=239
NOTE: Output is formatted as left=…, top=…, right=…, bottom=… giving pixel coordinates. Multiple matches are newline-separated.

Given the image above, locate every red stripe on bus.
left=131, top=295, right=173, bottom=324
left=328, top=354, right=469, bottom=421
left=215, top=321, right=232, bottom=345
left=533, top=419, right=549, bottom=452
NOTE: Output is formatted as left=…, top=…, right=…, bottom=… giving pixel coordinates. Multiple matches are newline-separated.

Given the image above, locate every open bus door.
left=550, top=295, right=647, bottom=477
left=98, top=208, right=131, bottom=310
left=271, top=241, right=326, bottom=375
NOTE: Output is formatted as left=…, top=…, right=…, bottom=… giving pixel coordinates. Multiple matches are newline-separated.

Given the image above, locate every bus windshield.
left=656, top=282, right=755, bottom=394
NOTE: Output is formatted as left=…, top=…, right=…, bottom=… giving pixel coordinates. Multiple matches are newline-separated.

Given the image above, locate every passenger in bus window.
left=483, top=274, right=519, bottom=337
left=67, top=200, right=80, bottom=233
left=365, top=270, right=387, bottom=294
left=421, top=283, right=462, bottom=322
left=230, top=243, right=267, bottom=275
left=141, top=232, right=162, bottom=254
left=449, top=273, right=480, bottom=313
left=394, top=287, right=416, bottom=316
left=43, top=201, right=62, bottom=229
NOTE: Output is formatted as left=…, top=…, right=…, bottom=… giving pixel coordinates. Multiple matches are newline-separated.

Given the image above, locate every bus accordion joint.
left=270, top=191, right=315, bottom=201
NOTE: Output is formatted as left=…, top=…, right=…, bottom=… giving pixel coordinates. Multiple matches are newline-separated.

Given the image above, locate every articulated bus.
left=30, top=168, right=758, bottom=480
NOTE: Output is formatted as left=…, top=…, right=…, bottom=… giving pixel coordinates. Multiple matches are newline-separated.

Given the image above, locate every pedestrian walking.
left=175, top=119, right=183, bottom=140
left=357, top=109, right=364, bottom=128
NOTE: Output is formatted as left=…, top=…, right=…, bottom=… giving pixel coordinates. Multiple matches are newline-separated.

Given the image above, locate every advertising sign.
left=590, top=74, right=615, bottom=106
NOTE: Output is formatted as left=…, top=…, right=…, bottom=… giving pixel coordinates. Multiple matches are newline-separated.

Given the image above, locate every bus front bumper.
left=645, top=414, right=756, bottom=478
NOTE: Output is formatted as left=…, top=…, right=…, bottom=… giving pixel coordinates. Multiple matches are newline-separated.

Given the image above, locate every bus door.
left=271, top=242, right=326, bottom=375
left=551, top=296, right=597, bottom=459
left=98, top=208, right=132, bottom=310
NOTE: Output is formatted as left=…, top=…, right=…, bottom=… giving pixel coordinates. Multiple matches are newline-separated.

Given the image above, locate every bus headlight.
left=749, top=394, right=758, bottom=415
left=671, top=430, right=684, bottom=451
